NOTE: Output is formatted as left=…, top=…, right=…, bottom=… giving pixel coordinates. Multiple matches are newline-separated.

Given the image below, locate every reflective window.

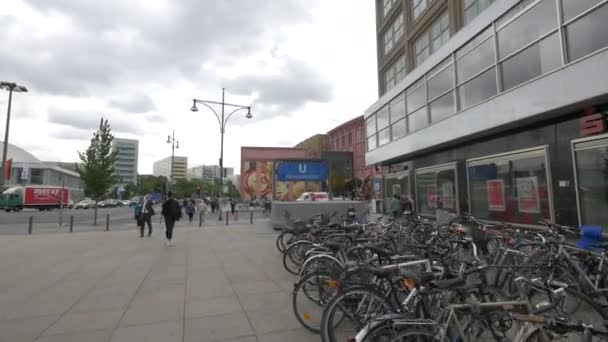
left=377, top=106, right=390, bottom=130
left=467, top=149, right=551, bottom=225
left=457, top=37, right=494, bottom=82
left=497, top=0, right=558, bottom=59
left=566, top=3, right=608, bottom=62
left=464, top=0, right=496, bottom=24
left=391, top=118, right=407, bottom=140
left=501, top=32, right=561, bottom=91
left=408, top=106, right=428, bottom=132
left=385, top=55, right=407, bottom=92
left=390, top=93, right=406, bottom=123
left=407, top=82, right=426, bottom=112
left=413, top=0, right=429, bottom=19
left=384, top=67, right=395, bottom=92
left=384, top=14, right=406, bottom=55
left=430, top=91, right=455, bottom=122
left=416, top=165, right=457, bottom=216
left=383, top=0, right=398, bottom=17
left=428, top=64, right=454, bottom=100
left=458, top=67, right=497, bottom=109
left=574, top=137, right=608, bottom=227
left=456, top=26, right=493, bottom=58
left=378, top=127, right=391, bottom=146
left=384, top=29, right=394, bottom=54
left=562, top=0, right=603, bottom=22
left=495, top=0, right=539, bottom=29
left=366, top=115, right=376, bottom=137
left=367, top=134, right=377, bottom=151
left=414, top=32, right=430, bottom=66
left=415, top=12, right=450, bottom=66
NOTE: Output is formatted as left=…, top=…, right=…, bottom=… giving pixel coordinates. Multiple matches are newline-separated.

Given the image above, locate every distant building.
left=2, top=142, right=85, bottom=201
left=187, top=165, right=234, bottom=183
left=112, top=138, right=139, bottom=185
left=327, top=116, right=375, bottom=180
left=45, top=161, right=84, bottom=173
left=294, top=134, right=329, bottom=158
left=153, top=156, right=187, bottom=180
left=227, top=174, right=240, bottom=188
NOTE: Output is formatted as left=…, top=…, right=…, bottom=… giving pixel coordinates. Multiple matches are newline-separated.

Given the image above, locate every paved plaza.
left=0, top=219, right=318, bottom=342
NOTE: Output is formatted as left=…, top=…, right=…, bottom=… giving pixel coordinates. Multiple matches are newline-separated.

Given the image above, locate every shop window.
left=377, top=106, right=390, bottom=130
left=565, top=2, right=608, bottom=62
left=464, top=0, right=496, bottom=25
left=384, top=172, right=410, bottom=212
left=456, top=36, right=495, bottom=83
left=497, top=0, right=558, bottom=59
left=408, top=106, right=428, bottom=133
left=467, top=148, right=552, bottom=225
left=368, top=134, right=378, bottom=151
left=430, top=91, right=455, bottom=122
left=366, top=114, right=377, bottom=137
left=391, top=118, right=407, bottom=140
left=500, top=32, right=561, bottom=91
left=378, top=127, right=391, bottom=146
left=415, top=164, right=457, bottom=217
left=561, top=0, right=604, bottom=22
left=458, top=67, right=497, bottom=109
left=390, top=93, right=406, bottom=123
left=573, top=136, right=608, bottom=227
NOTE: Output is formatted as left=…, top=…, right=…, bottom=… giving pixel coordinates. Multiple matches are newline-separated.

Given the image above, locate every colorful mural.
left=241, top=161, right=273, bottom=201
left=275, top=181, right=322, bottom=201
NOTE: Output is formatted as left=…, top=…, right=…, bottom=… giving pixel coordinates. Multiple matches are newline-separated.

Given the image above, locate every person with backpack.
left=140, top=194, right=155, bottom=237
left=185, top=200, right=195, bottom=224
left=161, top=192, right=181, bottom=246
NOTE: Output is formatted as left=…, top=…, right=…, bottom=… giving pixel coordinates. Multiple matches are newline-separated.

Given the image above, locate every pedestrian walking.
left=197, top=200, right=208, bottom=227
left=134, top=198, right=144, bottom=236
left=161, top=191, right=181, bottom=246
left=230, top=198, right=237, bottom=219
left=185, top=200, right=195, bottom=224
left=140, top=194, right=155, bottom=237
left=390, top=194, right=401, bottom=218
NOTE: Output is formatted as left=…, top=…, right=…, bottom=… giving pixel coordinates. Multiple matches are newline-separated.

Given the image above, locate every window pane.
left=501, top=32, right=561, bottom=91
left=497, top=0, right=558, bottom=59
left=562, top=0, right=603, bottom=22
left=391, top=118, right=407, bottom=140
left=458, top=67, right=497, bottom=109
left=384, top=30, right=393, bottom=54
left=575, top=143, right=608, bottom=227
left=367, top=134, right=377, bottom=150
left=390, top=94, right=406, bottom=123
left=457, top=26, right=493, bottom=58
left=366, top=115, right=376, bottom=137
left=378, top=127, right=391, bottom=146
left=416, top=168, right=457, bottom=216
left=407, top=84, right=426, bottom=112
left=408, top=106, right=428, bottom=132
left=468, top=154, right=551, bottom=225
left=457, top=37, right=495, bottom=82
left=430, top=91, right=455, bottom=122
left=566, top=3, right=608, bottom=62
left=428, top=64, right=454, bottom=100
left=377, top=106, right=390, bottom=129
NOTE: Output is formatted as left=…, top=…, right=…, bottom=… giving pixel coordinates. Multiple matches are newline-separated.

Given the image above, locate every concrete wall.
left=270, top=201, right=370, bottom=230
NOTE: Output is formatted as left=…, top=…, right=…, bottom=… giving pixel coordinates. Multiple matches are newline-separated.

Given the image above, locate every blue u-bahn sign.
left=276, top=161, right=328, bottom=181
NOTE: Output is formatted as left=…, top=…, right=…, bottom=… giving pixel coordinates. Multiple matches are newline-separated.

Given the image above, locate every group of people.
left=389, top=194, right=413, bottom=218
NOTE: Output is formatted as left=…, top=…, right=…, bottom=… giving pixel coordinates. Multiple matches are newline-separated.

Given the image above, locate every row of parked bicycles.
left=276, top=210, right=608, bottom=341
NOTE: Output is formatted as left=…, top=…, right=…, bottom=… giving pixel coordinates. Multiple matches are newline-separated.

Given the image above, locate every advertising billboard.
left=24, top=187, right=70, bottom=205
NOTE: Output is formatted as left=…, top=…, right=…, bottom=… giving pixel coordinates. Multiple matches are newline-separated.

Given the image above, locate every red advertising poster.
left=516, top=177, right=540, bottom=214
left=487, top=179, right=505, bottom=212
left=441, top=182, right=454, bottom=209
left=426, top=184, right=437, bottom=209
left=24, top=187, right=70, bottom=205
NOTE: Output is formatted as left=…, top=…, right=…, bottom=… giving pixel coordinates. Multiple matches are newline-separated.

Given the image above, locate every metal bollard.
left=28, top=216, right=33, bottom=235
left=250, top=211, right=253, bottom=224
left=225, top=212, right=229, bottom=226
left=93, top=209, right=97, bottom=226
left=69, top=215, right=74, bottom=232
left=105, top=214, right=110, bottom=231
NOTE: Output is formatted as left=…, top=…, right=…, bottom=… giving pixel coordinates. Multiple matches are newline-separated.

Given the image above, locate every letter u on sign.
left=299, top=163, right=307, bottom=174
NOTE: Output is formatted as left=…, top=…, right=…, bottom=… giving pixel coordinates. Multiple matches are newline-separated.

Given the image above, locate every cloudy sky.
left=0, top=0, right=377, bottom=174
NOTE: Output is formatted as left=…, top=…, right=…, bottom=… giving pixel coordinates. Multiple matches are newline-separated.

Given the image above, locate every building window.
left=565, top=2, right=608, bottom=62
left=464, top=0, right=496, bottom=24
left=367, top=134, right=378, bottom=151
left=377, top=105, right=390, bottom=131
left=456, top=28, right=495, bottom=83
left=384, top=55, right=407, bottom=92
left=378, top=127, right=391, bottom=146
left=467, top=147, right=552, bottom=225
left=561, top=0, right=604, bottom=22
left=412, top=0, right=429, bottom=19
left=415, top=163, right=457, bottom=217
left=573, top=135, right=608, bottom=227
left=390, top=93, right=406, bottom=123
left=458, top=67, right=497, bottom=109
left=391, top=118, right=407, bottom=141
left=383, top=0, right=398, bottom=17
left=384, top=14, right=405, bottom=55
left=414, top=12, right=450, bottom=66
left=366, top=114, right=377, bottom=137
left=348, top=132, right=353, bottom=145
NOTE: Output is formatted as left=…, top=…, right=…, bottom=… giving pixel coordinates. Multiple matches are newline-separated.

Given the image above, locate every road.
left=0, top=206, right=137, bottom=225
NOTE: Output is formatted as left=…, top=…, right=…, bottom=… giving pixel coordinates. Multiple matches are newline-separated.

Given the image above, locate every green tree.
left=226, top=181, right=239, bottom=198
left=137, top=175, right=167, bottom=195
left=76, top=118, right=118, bottom=224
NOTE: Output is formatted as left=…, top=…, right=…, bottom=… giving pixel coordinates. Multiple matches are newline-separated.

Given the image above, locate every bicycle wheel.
left=361, top=322, right=435, bottom=342
left=283, top=241, right=314, bottom=275
left=276, top=230, right=297, bottom=253
left=293, top=271, right=340, bottom=333
left=300, top=254, right=343, bottom=277
left=320, top=285, right=397, bottom=342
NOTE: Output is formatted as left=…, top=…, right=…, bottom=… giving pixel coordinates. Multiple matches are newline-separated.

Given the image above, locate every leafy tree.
left=137, top=175, right=167, bottom=195
left=226, top=181, right=239, bottom=198
left=76, top=118, right=118, bottom=224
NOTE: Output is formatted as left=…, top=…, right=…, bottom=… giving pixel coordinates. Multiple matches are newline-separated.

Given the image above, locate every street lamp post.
left=0, top=82, right=28, bottom=190
left=166, top=131, right=179, bottom=196
left=190, top=88, right=252, bottom=221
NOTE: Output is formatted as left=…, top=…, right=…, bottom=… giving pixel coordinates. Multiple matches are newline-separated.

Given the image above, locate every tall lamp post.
left=0, top=82, right=28, bottom=190
left=190, top=88, right=252, bottom=220
left=166, top=131, right=179, bottom=195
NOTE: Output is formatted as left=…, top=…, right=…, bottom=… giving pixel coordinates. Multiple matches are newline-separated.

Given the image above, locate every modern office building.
left=111, top=138, right=139, bottom=185
left=187, top=165, right=234, bottom=183
left=153, top=156, right=188, bottom=180
left=366, top=0, right=608, bottom=228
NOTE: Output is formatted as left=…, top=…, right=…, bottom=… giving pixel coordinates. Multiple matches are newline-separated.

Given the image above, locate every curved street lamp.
left=0, top=82, right=28, bottom=190
left=190, top=88, right=252, bottom=220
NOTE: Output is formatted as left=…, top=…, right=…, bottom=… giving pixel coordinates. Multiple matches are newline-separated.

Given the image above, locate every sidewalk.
left=0, top=219, right=317, bottom=342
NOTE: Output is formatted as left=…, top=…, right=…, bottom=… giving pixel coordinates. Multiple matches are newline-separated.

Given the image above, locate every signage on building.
left=275, top=161, right=328, bottom=181
left=580, top=109, right=608, bottom=136
left=487, top=179, right=505, bottom=212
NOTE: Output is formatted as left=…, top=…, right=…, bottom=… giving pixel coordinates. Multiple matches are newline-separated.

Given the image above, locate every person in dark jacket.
left=185, top=200, right=195, bottom=224
left=161, top=192, right=181, bottom=246
left=140, top=194, right=154, bottom=237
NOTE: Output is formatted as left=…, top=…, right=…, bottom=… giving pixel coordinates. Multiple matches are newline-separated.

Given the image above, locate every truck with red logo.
left=0, top=186, right=71, bottom=211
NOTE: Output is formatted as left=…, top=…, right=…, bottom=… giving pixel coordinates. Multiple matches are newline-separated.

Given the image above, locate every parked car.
left=97, top=199, right=115, bottom=208
left=122, top=200, right=133, bottom=207
left=296, top=192, right=330, bottom=202
left=75, top=199, right=96, bottom=209
left=63, top=200, right=74, bottom=209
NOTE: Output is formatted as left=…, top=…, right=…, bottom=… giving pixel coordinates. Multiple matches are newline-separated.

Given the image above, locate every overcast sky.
left=0, top=0, right=378, bottom=174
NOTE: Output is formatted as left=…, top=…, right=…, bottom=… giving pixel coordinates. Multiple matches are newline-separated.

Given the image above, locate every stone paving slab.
left=0, top=219, right=318, bottom=342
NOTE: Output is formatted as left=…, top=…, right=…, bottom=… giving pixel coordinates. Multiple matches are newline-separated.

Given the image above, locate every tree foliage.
left=76, top=118, right=118, bottom=201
